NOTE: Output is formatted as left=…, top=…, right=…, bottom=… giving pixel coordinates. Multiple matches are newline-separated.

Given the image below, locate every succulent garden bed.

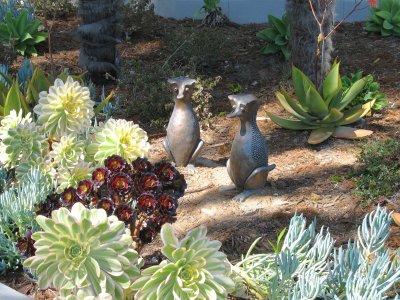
left=1, top=0, right=400, bottom=299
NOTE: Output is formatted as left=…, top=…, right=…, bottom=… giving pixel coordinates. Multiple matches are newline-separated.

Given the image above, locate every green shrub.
left=342, top=71, right=388, bottom=111
left=366, top=0, right=400, bottom=37
left=353, top=139, right=400, bottom=206
left=192, top=75, right=222, bottom=126
left=0, top=9, right=48, bottom=57
left=256, top=14, right=290, bottom=60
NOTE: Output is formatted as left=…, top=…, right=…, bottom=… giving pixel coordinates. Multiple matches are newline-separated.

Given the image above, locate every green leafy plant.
left=192, top=75, right=222, bottom=126
left=132, top=223, right=234, bottom=299
left=194, top=0, right=226, bottom=27
left=24, top=202, right=142, bottom=299
left=233, top=206, right=400, bottom=299
left=366, top=0, right=400, bottom=37
left=0, top=9, right=48, bottom=57
left=342, top=71, right=388, bottom=111
left=227, top=82, right=243, bottom=94
left=266, top=62, right=375, bottom=144
left=267, top=227, right=287, bottom=254
left=353, top=138, right=400, bottom=207
left=256, top=14, right=290, bottom=60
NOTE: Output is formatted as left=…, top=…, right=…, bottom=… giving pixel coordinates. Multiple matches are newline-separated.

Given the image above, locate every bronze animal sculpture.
left=223, top=94, right=275, bottom=201
left=163, top=77, right=204, bottom=169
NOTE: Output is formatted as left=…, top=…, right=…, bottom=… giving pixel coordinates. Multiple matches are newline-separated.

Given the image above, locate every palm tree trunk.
left=78, top=0, right=120, bottom=76
left=286, top=0, right=335, bottom=87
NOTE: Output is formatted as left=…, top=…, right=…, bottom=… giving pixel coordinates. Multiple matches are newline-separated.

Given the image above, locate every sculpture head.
left=168, top=77, right=197, bottom=103
left=227, top=94, right=260, bottom=120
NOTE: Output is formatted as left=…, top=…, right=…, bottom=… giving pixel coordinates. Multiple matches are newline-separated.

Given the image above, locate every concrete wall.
left=152, top=0, right=370, bottom=24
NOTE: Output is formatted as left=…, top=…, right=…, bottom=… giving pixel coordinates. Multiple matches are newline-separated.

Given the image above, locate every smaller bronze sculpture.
left=222, top=94, right=275, bottom=201
left=163, top=77, right=204, bottom=170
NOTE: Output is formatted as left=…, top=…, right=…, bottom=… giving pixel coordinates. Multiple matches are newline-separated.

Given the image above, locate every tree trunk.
left=286, top=0, right=335, bottom=87
left=78, top=0, right=120, bottom=77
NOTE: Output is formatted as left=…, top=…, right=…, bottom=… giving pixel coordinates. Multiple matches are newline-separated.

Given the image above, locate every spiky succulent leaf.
left=24, top=203, right=141, bottom=299
left=267, top=64, right=372, bottom=144
left=33, top=76, right=95, bottom=139
left=132, top=223, right=234, bottom=300
left=86, top=118, right=150, bottom=164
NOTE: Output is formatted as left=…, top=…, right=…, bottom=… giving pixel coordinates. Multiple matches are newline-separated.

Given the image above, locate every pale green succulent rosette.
left=86, top=118, right=150, bottom=164
left=49, top=134, right=87, bottom=169
left=55, top=293, right=112, bottom=300
left=2, top=122, right=48, bottom=168
left=33, top=76, right=95, bottom=140
left=0, top=109, right=33, bottom=140
left=57, top=161, right=94, bottom=192
left=24, top=203, right=142, bottom=299
left=132, top=223, right=235, bottom=300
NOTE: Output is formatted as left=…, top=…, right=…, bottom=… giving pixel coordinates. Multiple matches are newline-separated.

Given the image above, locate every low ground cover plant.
left=353, top=138, right=400, bottom=207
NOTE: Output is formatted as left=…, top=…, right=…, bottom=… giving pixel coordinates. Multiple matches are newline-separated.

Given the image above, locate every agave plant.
left=366, top=0, right=400, bottom=37
left=256, top=14, right=290, bottom=60
left=266, top=62, right=375, bottom=144
left=24, top=202, right=142, bottom=299
left=0, top=9, right=48, bottom=57
left=132, top=223, right=234, bottom=299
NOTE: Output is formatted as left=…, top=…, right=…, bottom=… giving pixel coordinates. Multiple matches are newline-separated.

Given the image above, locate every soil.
left=2, top=14, right=400, bottom=299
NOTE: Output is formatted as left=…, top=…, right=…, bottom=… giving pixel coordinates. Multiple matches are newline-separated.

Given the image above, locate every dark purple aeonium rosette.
left=104, top=155, right=129, bottom=174
left=34, top=154, right=187, bottom=249
left=92, top=167, right=110, bottom=187
left=137, top=192, right=158, bottom=215
left=109, top=172, right=132, bottom=196
left=132, top=157, right=153, bottom=173
left=97, top=197, right=115, bottom=216
left=158, top=194, right=178, bottom=214
left=61, top=187, right=78, bottom=208
left=114, top=203, right=135, bottom=224
left=76, top=179, right=94, bottom=200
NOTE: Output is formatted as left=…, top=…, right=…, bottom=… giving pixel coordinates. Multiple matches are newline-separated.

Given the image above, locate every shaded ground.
left=2, top=15, right=400, bottom=298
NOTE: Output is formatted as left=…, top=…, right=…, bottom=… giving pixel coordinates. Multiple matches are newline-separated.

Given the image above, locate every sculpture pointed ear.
left=168, top=78, right=178, bottom=85
left=184, top=78, right=197, bottom=86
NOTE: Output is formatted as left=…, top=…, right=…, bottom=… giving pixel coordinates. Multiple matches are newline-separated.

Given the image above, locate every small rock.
left=201, top=207, right=216, bottom=217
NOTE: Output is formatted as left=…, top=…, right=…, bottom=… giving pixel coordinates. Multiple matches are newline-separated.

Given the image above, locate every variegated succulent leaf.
left=86, top=118, right=150, bottom=164
left=132, top=223, right=234, bottom=300
left=24, top=203, right=141, bottom=299
left=33, top=76, right=95, bottom=139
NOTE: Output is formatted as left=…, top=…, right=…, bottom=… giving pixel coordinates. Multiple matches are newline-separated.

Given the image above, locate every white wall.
left=152, top=0, right=370, bottom=24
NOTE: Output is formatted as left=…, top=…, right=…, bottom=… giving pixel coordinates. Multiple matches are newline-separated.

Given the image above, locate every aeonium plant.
left=36, top=155, right=187, bottom=250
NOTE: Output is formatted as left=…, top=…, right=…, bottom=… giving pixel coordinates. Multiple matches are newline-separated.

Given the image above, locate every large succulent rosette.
left=36, top=156, right=186, bottom=246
